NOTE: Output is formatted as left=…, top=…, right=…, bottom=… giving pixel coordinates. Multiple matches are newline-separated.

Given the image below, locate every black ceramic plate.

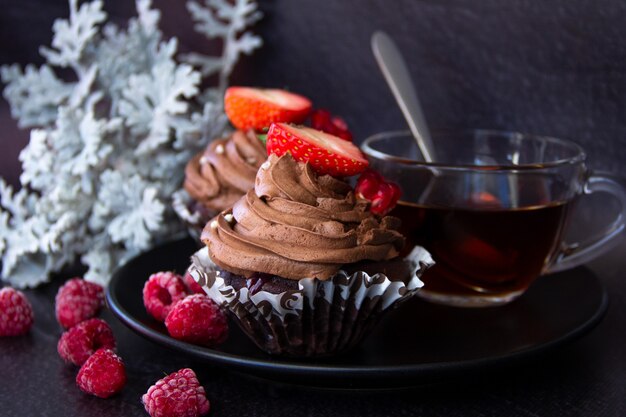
left=106, top=238, right=608, bottom=388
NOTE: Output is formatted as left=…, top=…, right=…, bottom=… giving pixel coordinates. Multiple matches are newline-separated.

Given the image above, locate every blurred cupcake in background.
left=174, top=86, right=355, bottom=238
left=177, top=129, right=266, bottom=232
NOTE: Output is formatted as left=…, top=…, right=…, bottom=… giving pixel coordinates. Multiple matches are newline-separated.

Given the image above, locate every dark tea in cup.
left=391, top=200, right=571, bottom=303
left=362, top=130, right=626, bottom=307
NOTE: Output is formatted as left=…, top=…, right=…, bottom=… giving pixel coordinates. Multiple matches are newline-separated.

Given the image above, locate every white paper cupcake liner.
left=188, top=246, right=434, bottom=357
left=172, top=189, right=216, bottom=240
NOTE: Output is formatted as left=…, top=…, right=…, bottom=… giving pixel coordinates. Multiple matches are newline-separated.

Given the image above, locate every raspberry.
left=183, top=271, right=205, bottom=295
left=142, top=368, right=210, bottom=417
left=0, top=287, right=34, bottom=337
left=58, top=318, right=116, bottom=366
left=310, top=108, right=353, bottom=141
left=355, top=169, right=382, bottom=200
left=55, top=278, right=104, bottom=329
left=143, top=271, right=188, bottom=322
left=76, top=348, right=126, bottom=398
left=165, top=295, right=228, bottom=347
left=370, top=181, right=402, bottom=216
left=355, top=170, right=402, bottom=216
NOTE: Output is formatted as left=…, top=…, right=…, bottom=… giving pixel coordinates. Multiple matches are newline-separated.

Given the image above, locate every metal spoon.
left=371, top=31, right=436, bottom=162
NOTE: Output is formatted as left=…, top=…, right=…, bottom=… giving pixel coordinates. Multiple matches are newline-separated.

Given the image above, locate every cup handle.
left=547, top=172, right=626, bottom=273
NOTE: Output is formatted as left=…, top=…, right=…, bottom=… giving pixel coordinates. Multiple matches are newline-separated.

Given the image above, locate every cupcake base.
left=188, top=247, right=434, bottom=357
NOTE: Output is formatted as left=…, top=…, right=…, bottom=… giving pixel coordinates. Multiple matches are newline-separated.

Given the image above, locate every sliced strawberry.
left=224, top=87, right=312, bottom=131
left=310, top=109, right=353, bottom=141
left=266, top=123, right=368, bottom=177
left=355, top=169, right=402, bottom=216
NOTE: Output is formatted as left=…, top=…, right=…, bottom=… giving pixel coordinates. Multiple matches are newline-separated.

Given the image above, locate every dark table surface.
left=0, top=232, right=624, bottom=417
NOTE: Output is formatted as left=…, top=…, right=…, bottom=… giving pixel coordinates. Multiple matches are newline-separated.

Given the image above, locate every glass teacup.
left=362, top=130, right=626, bottom=307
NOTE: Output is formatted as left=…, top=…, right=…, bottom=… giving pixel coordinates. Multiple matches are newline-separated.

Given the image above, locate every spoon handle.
left=371, top=31, right=436, bottom=162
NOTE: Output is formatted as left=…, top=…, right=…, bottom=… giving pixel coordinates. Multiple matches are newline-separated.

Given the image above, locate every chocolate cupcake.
left=173, top=130, right=267, bottom=234
left=188, top=153, right=433, bottom=356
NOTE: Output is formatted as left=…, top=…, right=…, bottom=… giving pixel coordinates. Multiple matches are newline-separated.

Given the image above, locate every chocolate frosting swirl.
left=184, top=130, right=267, bottom=214
left=202, top=153, right=405, bottom=280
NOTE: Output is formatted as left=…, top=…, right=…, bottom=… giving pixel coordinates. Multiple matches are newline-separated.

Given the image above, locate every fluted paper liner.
left=188, top=246, right=434, bottom=357
left=172, top=189, right=216, bottom=240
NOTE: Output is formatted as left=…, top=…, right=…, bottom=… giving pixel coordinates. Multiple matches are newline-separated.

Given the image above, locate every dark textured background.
left=2, top=0, right=626, bottom=187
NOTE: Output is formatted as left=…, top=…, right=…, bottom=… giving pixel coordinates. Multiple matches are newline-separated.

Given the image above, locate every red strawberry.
left=224, top=87, right=312, bottom=131
left=310, top=108, right=353, bottom=141
left=266, top=123, right=368, bottom=177
left=355, top=170, right=402, bottom=216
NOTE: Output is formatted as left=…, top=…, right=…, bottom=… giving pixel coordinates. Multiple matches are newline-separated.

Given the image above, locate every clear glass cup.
left=362, top=130, right=626, bottom=307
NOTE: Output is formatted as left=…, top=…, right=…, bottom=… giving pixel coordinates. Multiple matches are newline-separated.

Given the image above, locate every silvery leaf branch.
left=0, top=0, right=262, bottom=288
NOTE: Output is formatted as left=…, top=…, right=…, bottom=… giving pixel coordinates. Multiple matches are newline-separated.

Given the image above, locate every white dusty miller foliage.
left=0, top=0, right=262, bottom=288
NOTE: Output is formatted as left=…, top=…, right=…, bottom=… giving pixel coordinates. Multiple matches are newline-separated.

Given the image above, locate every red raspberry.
left=183, top=271, right=205, bottom=295
left=0, top=287, right=34, bottom=337
left=370, top=181, right=402, bottom=216
left=355, top=170, right=402, bottom=216
left=55, top=278, right=104, bottom=329
left=165, top=295, right=228, bottom=347
left=142, top=368, right=210, bottom=417
left=76, top=348, right=126, bottom=398
left=57, top=318, right=116, bottom=366
left=143, top=271, right=188, bottom=322
left=310, top=108, right=353, bottom=141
